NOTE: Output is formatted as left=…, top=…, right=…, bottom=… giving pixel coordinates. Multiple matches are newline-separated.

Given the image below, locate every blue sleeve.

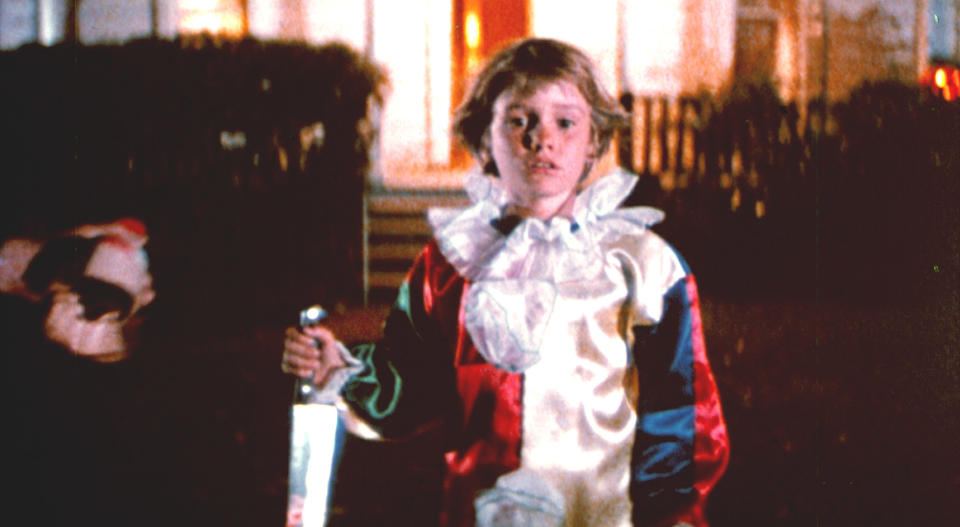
left=630, top=274, right=729, bottom=526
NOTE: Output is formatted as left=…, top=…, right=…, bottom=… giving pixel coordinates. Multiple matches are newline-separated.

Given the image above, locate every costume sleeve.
left=339, top=241, right=463, bottom=439
left=630, top=273, right=730, bottom=527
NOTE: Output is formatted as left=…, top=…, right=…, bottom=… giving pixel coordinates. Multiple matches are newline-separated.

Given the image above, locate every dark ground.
left=123, top=285, right=958, bottom=526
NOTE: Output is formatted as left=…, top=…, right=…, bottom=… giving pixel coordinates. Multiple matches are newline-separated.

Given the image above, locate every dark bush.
left=0, top=37, right=387, bottom=327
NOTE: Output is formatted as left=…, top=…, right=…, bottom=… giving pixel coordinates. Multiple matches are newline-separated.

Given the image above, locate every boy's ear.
left=588, top=127, right=599, bottom=159
left=480, top=128, right=491, bottom=153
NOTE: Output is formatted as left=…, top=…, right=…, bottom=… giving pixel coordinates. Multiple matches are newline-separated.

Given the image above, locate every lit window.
left=179, top=0, right=245, bottom=37
left=934, top=68, right=947, bottom=89
left=465, top=11, right=481, bottom=51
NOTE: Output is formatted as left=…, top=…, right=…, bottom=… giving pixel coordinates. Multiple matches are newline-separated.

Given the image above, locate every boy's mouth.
left=528, top=158, right=558, bottom=172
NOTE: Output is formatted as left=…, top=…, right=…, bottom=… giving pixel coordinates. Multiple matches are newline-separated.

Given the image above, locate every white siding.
left=531, top=0, right=620, bottom=94
left=1, top=0, right=38, bottom=49
left=79, top=0, right=152, bottom=44
left=622, top=0, right=736, bottom=96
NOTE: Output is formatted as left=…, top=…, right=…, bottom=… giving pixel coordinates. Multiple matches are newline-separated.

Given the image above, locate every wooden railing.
left=614, top=82, right=958, bottom=299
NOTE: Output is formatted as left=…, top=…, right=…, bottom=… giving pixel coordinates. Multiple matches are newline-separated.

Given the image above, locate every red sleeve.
left=634, top=274, right=730, bottom=527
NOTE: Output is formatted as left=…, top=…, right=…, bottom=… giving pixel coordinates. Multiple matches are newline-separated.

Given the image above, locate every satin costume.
left=330, top=170, right=729, bottom=527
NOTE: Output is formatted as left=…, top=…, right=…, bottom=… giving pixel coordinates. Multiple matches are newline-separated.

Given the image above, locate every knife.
left=286, top=305, right=345, bottom=527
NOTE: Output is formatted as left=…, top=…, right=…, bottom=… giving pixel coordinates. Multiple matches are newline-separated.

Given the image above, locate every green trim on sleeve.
left=345, top=342, right=402, bottom=420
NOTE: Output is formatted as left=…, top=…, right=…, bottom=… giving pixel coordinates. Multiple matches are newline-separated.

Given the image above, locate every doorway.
left=450, top=0, right=530, bottom=167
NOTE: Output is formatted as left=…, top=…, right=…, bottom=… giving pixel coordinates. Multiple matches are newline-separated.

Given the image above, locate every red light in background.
left=925, top=65, right=960, bottom=102
left=934, top=68, right=947, bottom=88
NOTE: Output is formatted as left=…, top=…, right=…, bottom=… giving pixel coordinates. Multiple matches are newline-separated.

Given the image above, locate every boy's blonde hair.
left=453, top=38, right=628, bottom=176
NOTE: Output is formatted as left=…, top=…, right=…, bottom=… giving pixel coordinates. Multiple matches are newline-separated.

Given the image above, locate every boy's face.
left=487, top=80, right=594, bottom=218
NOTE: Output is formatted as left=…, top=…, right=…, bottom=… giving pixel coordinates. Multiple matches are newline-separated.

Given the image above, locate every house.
left=1, top=0, right=736, bottom=189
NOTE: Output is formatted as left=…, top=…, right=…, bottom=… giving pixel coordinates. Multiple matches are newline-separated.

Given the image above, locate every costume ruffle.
left=474, top=468, right=566, bottom=527
left=427, top=169, right=665, bottom=372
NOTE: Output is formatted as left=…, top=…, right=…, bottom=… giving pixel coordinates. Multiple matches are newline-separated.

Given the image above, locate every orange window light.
left=465, top=11, right=481, bottom=51
left=934, top=68, right=947, bottom=88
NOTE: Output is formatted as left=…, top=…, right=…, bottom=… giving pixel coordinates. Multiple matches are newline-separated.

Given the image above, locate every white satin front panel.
left=519, top=264, right=639, bottom=527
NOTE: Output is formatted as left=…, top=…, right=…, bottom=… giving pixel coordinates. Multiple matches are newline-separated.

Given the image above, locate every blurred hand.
left=2, top=217, right=151, bottom=301
left=79, top=218, right=155, bottom=314
left=281, top=325, right=346, bottom=385
left=70, top=217, right=148, bottom=248
left=0, top=238, right=43, bottom=296
left=44, top=287, right=128, bottom=362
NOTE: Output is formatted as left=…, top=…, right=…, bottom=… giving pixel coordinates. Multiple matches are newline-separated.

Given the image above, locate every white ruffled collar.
left=427, top=168, right=664, bottom=282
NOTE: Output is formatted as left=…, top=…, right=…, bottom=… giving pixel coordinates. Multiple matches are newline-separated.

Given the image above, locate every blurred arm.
left=0, top=238, right=43, bottom=297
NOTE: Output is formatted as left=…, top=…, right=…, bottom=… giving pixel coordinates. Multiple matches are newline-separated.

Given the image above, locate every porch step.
left=368, top=242, right=426, bottom=261
left=367, top=270, right=411, bottom=289
left=365, top=189, right=468, bottom=301
left=369, top=193, right=470, bottom=213
left=368, top=216, right=432, bottom=238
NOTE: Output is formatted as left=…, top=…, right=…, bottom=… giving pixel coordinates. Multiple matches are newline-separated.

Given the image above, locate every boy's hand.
left=282, top=325, right=346, bottom=385
left=70, top=217, right=148, bottom=248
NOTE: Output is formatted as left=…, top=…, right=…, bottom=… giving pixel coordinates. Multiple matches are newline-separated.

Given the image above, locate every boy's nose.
left=523, top=124, right=556, bottom=152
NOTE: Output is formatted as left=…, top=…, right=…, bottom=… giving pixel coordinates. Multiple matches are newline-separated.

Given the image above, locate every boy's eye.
left=507, top=115, right=527, bottom=127
left=557, top=118, right=575, bottom=129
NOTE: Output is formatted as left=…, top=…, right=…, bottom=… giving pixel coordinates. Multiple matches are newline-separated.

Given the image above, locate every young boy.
left=283, top=38, right=729, bottom=527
